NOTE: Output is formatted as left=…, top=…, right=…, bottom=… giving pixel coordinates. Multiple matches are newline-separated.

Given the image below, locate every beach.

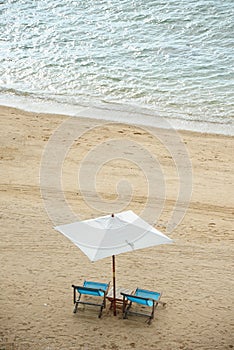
left=0, top=105, right=233, bottom=350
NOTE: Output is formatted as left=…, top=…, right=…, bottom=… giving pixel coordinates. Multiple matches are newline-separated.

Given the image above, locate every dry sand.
left=0, top=105, right=233, bottom=350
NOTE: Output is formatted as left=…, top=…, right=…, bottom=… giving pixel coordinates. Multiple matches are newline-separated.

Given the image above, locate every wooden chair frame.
left=72, top=281, right=110, bottom=318
left=121, top=289, right=166, bottom=325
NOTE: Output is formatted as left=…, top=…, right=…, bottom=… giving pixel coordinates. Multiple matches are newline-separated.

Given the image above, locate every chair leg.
left=73, top=294, right=81, bottom=313
left=147, top=317, right=152, bottom=325
left=73, top=302, right=78, bottom=313
left=98, top=304, right=104, bottom=318
left=98, top=295, right=107, bottom=318
left=123, top=301, right=132, bottom=319
left=122, top=295, right=126, bottom=314
left=152, top=300, right=156, bottom=319
left=147, top=300, right=159, bottom=324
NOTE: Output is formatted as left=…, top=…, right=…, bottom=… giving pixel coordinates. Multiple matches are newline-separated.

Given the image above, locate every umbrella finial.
left=111, top=213, right=114, bottom=217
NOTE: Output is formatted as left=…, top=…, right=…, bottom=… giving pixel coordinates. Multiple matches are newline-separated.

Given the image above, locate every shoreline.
left=1, top=103, right=233, bottom=148
left=1, top=105, right=233, bottom=349
left=0, top=96, right=233, bottom=137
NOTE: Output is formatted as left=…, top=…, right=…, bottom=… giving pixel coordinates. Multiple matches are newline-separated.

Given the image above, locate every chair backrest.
left=126, top=294, right=154, bottom=307
left=77, top=286, right=105, bottom=297
left=83, top=280, right=109, bottom=292
left=135, top=288, right=161, bottom=301
left=75, top=280, right=109, bottom=297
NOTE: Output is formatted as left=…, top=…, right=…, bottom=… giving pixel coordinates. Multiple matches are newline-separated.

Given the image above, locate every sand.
left=0, top=105, right=233, bottom=350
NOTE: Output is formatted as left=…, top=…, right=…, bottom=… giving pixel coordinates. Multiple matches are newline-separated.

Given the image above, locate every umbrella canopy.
left=54, top=210, right=172, bottom=315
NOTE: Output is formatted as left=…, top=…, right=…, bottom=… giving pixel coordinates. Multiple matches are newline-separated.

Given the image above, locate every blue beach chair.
left=121, top=288, right=166, bottom=324
left=72, top=281, right=110, bottom=318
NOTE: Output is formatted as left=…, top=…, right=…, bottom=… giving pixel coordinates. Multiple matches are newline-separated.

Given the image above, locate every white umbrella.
left=54, top=210, right=172, bottom=315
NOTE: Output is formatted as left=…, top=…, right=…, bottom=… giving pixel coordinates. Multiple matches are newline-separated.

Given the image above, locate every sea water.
left=0, top=0, right=233, bottom=134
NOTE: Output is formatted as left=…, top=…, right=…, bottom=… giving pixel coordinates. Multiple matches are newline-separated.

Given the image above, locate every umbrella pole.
left=112, top=255, right=117, bottom=316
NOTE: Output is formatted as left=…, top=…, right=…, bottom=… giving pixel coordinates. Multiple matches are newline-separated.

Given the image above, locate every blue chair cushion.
left=124, top=289, right=161, bottom=307
left=77, top=286, right=103, bottom=297
left=126, top=294, right=154, bottom=307
left=76, top=281, right=109, bottom=297
left=135, top=288, right=161, bottom=302
left=83, top=281, right=109, bottom=291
